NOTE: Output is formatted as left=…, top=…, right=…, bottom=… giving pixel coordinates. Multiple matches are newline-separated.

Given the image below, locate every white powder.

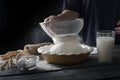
left=38, top=34, right=92, bottom=55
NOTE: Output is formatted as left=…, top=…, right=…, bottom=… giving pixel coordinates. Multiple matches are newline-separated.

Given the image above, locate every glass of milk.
left=96, top=30, right=115, bottom=63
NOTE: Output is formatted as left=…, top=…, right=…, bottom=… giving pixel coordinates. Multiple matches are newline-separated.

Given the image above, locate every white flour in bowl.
left=38, top=34, right=93, bottom=55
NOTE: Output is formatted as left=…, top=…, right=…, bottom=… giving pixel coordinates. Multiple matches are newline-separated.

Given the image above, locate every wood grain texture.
left=0, top=46, right=120, bottom=80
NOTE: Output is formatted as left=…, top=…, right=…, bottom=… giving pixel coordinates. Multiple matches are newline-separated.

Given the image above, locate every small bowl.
left=41, top=53, right=90, bottom=65
left=39, top=19, right=84, bottom=37
left=38, top=43, right=93, bottom=65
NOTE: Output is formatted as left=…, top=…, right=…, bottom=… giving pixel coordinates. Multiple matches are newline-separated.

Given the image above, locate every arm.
left=44, top=9, right=80, bottom=22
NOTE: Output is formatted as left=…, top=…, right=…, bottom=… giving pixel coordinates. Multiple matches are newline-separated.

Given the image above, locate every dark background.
left=0, top=0, right=63, bottom=54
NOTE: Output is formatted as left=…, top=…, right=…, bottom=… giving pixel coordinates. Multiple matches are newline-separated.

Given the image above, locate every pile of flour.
left=38, top=35, right=92, bottom=55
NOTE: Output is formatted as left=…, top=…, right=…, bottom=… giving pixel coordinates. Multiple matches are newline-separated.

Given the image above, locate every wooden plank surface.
left=0, top=53, right=117, bottom=77
left=0, top=46, right=120, bottom=80
left=0, top=54, right=120, bottom=77
left=1, top=63, right=120, bottom=80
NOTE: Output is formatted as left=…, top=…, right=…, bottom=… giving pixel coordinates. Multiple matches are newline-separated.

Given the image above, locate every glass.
left=96, top=30, right=115, bottom=63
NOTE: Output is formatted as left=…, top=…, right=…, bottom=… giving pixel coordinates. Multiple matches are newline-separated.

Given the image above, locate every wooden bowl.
left=41, top=53, right=90, bottom=65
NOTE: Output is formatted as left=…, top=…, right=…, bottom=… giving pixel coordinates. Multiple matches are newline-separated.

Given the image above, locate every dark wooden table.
left=0, top=46, right=120, bottom=80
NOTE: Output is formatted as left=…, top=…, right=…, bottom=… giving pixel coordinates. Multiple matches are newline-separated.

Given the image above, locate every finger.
left=44, top=15, right=55, bottom=22
left=44, top=15, right=60, bottom=22
left=115, top=27, right=120, bottom=31
left=117, top=20, right=120, bottom=25
left=115, top=27, right=120, bottom=34
left=115, top=30, right=120, bottom=34
left=44, top=17, right=50, bottom=22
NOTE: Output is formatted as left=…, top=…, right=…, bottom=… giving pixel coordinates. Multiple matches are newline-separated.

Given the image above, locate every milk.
left=97, top=37, right=115, bottom=63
